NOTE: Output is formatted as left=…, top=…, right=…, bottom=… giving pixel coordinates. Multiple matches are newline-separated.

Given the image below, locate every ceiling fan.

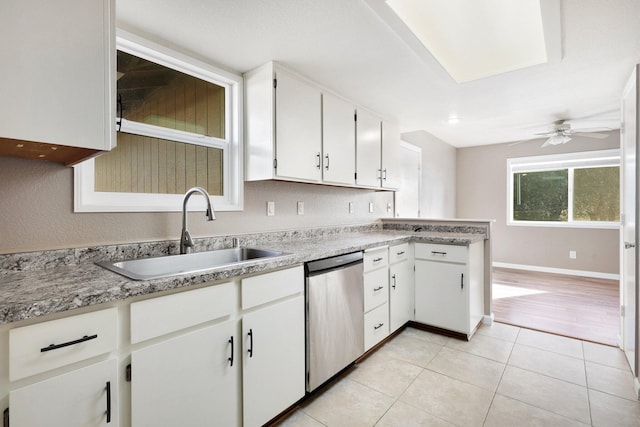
left=537, top=121, right=612, bottom=148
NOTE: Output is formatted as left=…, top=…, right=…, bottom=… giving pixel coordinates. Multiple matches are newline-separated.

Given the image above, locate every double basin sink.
left=97, top=247, right=289, bottom=281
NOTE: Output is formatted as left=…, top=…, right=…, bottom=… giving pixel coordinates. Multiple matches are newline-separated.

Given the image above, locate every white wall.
left=401, top=130, right=456, bottom=218
left=0, top=157, right=393, bottom=253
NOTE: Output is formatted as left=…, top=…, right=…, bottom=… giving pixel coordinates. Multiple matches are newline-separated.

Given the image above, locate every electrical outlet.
left=387, top=203, right=392, bottom=213
left=297, top=201, right=304, bottom=215
left=349, top=202, right=354, bottom=214
left=369, top=202, right=374, bottom=213
left=267, top=201, right=275, bottom=216
left=569, top=250, right=576, bottom=259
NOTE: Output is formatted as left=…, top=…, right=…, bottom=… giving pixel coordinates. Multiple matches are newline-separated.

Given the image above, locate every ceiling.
left=117, top=0, right=640, bottom=148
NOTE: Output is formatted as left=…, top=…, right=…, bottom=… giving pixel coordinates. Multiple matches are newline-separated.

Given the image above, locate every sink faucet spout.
left=180, top=187, right=215, bottom=254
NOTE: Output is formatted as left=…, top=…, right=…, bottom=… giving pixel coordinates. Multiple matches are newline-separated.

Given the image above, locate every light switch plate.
left=368, top=202, right=374, bottom=213
left=267, top=201, right=275, bottom=216
left=297, top=201, right=304, bottom=215
left=348, top=202, right=354, bottom=214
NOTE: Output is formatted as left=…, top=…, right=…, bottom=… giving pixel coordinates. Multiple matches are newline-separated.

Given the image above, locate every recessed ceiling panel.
left=385, top=0, right=548, bottom=82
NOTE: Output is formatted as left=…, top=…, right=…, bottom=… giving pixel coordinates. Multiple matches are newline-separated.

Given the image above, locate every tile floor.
left=276, top=323, right=640, bottom=427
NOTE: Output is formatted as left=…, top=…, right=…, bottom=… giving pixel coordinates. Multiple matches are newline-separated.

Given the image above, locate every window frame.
left=74, top=29, right=243, bottom=212
left=506, top=149, right=620, bottom=229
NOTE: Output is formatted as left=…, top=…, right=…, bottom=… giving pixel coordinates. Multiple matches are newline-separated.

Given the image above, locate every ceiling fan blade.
left=534, top=131, right=556, bottom=136
left=573, top=132, right=609, bottom=139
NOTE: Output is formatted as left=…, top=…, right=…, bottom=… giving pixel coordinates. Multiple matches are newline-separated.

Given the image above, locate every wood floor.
left=492, top=267, right=620, bottom=346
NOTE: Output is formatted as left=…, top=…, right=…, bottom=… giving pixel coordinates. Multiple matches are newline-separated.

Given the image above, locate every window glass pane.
left=94, top=133, right=223, bottom=196
left=117, top=50, right=225, bottom=139
left=573, top=166, right=619, bottom=221
left=513, top=170, right=568, bottom=221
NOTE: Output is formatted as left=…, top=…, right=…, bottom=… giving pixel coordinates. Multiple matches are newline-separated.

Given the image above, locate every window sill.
left=507, top=220, right=620, bottom=230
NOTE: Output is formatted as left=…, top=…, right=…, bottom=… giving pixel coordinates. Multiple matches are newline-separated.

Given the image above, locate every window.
left=74, top=30, right=243, bottom=212
left=507, top=150, right=620, bottom=228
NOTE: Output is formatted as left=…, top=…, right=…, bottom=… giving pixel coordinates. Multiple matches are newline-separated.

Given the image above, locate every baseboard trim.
left=493, top=262, right=619, bottom=281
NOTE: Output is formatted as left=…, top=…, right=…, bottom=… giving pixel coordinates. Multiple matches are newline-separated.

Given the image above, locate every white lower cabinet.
left=414, top=242, right=484, bottom=337
left=130, top=320, right=239, bottom=427
left=363, top=247, right=390, bottom=351
left=241, top=269, right=305, bottom=427
left=389, top=244, right=414, bottom=332
left=10, top=358, right=118, bottom=427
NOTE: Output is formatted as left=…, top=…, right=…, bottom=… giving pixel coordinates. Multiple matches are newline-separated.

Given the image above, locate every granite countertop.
left=0, top=229, right=485, bottom=325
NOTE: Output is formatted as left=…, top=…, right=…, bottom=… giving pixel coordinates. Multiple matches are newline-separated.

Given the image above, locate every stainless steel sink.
left=96, top=247, right=289, bottom=280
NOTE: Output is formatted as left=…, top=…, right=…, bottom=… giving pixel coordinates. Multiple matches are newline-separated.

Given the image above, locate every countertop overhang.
left=0, top=229, right=486, bottom=325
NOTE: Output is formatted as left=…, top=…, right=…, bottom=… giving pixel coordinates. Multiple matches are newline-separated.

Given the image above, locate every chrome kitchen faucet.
left=180, top=187, right=215, bottom=254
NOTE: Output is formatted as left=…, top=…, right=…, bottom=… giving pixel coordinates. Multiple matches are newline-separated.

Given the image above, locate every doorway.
left=394, top=141, right=421, bottom=218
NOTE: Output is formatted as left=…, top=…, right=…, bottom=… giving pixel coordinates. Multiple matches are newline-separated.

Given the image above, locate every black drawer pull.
left=40, top=334, right=98, bottom=352
left=373, top=286, right=384, bottom=292
left=372, top=257, right=383, bottom=262
left=396, top=251, right=405, bottom=255
left=105, top=381, right=112, bottom=423
left=374, top=323, right=384, bottom=330
left=431, top=251, right=447, bottom=256
left=228, top=336, right=234, bottom=367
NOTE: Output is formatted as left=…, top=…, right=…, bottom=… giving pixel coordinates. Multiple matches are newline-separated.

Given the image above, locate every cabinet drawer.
left=9, top=307, right=117, bottom=381
left=389, top=243, right=409, bottom=264
left=415, top=243, right=467, bottom=263
left=363, top=268, right=389, bottom=312
left=364, top=303, right=389, bottom=351
left=131, top=282, right=235, bottom=344
left=242, top=265, right=303, bottom=310
left=363, top=247, right=388, bottom=272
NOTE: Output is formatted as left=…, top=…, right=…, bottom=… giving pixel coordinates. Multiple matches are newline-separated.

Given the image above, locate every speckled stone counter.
left=0, top=222, right=487, bottom=325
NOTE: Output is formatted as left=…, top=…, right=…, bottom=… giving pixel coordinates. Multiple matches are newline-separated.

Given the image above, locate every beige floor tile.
left=583, top=341, right=632, bottom=371
left=375, top=400, right=456, bottom=427
left=275, top=410, right=325, bottom=427
left=516, top=328, right=584, bottom=359
left=348, top=352, right=423, bottom=398
left=497, top=366, right=591, bottom=424
left=445, top=333, right=514, bottom=363
left=508, top=343, right=587, bottom=386
left=484, top=394, right=589, bottom=427
left=589, top=388, right=640, bottom=427
left=302, top=379, right=394, bottom=427
left=400, top=369, right=494, bottom=427
left=586, top=361, right=638, bottom=401
left=375, top=334, right=443, bottom=368
left=476, top=321, right=521, bottom=342
left=401, top=327, right=450, bottom=345
left=426, top=346, right=506, bottom=391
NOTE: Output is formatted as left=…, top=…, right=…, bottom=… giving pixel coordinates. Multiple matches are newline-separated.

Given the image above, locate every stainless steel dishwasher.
left=305, top=251, right=364, bottom=392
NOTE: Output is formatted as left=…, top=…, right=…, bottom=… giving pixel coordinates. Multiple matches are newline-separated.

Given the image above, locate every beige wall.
left=0, top=157, right=393, bottom=254
left=401, top=130, right=457, bottom=218
left=457, top=131, right=621, bottom=275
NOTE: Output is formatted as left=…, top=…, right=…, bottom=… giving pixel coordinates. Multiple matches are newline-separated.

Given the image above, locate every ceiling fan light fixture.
left=545, top=134, right=572, bottom=146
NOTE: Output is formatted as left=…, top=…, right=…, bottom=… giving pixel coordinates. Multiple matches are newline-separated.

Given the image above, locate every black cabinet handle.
left=431, top=251, right=447, bottom=256
left=325, top=154, right=330, bottom=170
left=228, top=336, right=234, bottom=367
left=391, top=274, right=397, bottom=289
left=105, top=381, right=112, bottom=423
left=373, top=286, right=384, bottom=292
left=316, top=153, right=321, bottom=169
left=248, top=329, right=253, bottom=358
left=373, top=257, right=383, bottom=262
left=116, top=94, right=123, bottom=132
left=396, top=251, right=405, bottom=256
left=374, top=323, right=384, bottom=330
left=40, top=334, right=98, bottom=352
left=461, top=273, right=464, bottom=289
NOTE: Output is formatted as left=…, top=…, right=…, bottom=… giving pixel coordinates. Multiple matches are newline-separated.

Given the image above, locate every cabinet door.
left=274, top=68, right=322, bottom=182
left=242, top=295, right=305, bottom=427
left=10, top=358, right=118, bottom=427
left=381, top=121, right=401, bottom=189
left=131, top=321, right=239, bottom=427
left=415, top=260, right=468, bottom=333
left=0, top=0, right=113, bottom=151
left=356, top=109, right=382, bottom=188
left=322, top=92, right=356, bottom=185
left=389, top=260, right=414, bottom=332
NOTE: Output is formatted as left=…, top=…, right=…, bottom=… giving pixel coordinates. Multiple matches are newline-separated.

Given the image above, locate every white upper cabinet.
left=381, top=121, right=401, bottom=190
left=322, top=93, right=356, bottom=186
left=355, top=109, right=383, bottom=188
left=0, top=0, right=115, bottom=162
left=245, top=62, right=322, bottom=183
